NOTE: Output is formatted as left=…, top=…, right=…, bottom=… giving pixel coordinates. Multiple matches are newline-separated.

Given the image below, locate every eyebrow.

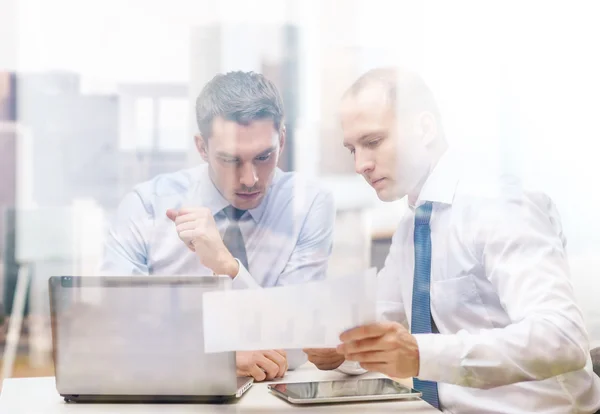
left=216, top=146, right=277, bottom=159
left=255, top=146, right=277, bottom=157
left=358, top=133, right=384, bottom=143
left=216, top=151, right=238, bottom=159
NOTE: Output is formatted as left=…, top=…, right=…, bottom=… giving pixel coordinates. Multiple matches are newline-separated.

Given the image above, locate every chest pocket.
left=431, top=275, right=493, bottom=333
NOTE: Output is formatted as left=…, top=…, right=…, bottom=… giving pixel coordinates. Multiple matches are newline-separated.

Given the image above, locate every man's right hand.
left=236, top=350, right=288, bottom=381
left=303, top=348, right=345, bottom=370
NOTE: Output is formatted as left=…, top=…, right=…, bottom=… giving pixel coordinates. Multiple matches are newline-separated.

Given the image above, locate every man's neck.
left=407, top=143, right=448, bottom=206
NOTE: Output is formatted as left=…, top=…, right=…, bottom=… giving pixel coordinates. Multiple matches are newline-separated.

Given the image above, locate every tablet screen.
left=270, top=378, right=418, bottom=401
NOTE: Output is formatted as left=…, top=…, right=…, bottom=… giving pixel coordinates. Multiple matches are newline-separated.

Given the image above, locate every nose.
left=239, top=162, right=258, bottom=188
left=354, top=149, right=375, bottom=176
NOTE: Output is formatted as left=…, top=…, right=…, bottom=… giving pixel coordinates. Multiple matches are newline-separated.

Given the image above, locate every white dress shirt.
left=342, top=152, right=600, bottom=413
left=99, top=164, right=335, bottom=368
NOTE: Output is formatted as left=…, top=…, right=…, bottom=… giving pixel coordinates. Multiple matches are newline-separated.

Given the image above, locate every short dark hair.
left=195, top=71, right=285, bottom=138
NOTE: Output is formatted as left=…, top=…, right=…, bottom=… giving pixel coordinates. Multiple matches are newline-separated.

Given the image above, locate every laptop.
left=48, top=275, right=253, bottom=403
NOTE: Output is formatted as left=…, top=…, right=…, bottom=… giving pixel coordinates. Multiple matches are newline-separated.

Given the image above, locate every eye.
left=255, top=153, right=272, bottom=162
left=366, top=138, right=381, bottom=148
left=347, top=148, right=355, bottom=155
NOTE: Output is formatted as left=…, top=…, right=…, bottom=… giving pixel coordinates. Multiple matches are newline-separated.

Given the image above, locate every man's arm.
left=98, top=190, right=153, bottom=276
left=168, top=189, right=335, bottom=291
left=169, top=189, right=336, bottom=370
left=307, top=225, right=410, bottom=374
left=415, top=191, right=589, bottom=388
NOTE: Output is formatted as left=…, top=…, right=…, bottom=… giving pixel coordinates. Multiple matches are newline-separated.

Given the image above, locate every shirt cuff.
left=336, top=360, right=367, bottom=376
left=230, top=260, right=261, bottom=290
left=414, top=333, right=462, bottom=383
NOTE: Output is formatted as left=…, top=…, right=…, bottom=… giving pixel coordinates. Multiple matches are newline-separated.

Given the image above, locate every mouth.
left=235, top=191, right=261, bottom=201
left=370, top=178, right=387, bottom=189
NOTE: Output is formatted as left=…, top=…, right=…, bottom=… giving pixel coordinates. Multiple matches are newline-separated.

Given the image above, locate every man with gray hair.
left=101, top=71, right=335, bottom=382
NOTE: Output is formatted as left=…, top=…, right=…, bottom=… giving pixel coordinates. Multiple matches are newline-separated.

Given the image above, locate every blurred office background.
left=1, top=0, right=599, bottom=379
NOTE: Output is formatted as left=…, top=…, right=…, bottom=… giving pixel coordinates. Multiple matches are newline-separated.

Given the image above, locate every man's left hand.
left=166, top=207, right=239, bottom=278
left=337, top=321, right=420, bottom=379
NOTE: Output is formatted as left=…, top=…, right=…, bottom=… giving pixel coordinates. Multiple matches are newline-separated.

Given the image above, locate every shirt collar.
left=411, top=149, right=460, bottom=209
left=194, top=165, right=282, bottom=223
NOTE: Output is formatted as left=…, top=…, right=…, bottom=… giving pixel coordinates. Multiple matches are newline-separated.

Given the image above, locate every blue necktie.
left=222, top=206, right=249, bottom=270
left=410, top=202, right=441, bottom=410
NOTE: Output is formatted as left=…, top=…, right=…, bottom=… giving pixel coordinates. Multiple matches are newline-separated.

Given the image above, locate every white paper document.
left=202, top=269, right=377, bottom=353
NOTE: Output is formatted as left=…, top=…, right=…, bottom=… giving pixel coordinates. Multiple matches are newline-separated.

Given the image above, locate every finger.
left=263, top=350, right=287, bottom=378
left=311, top=358, right=344, bottom=370
left=308, top=355, right=339, bottom=365
left=166, top=209, right=178, bottom=222
left=320, top=361, right=344, bottom=370
left=345, top=350, right=390, bottom=364
left=248, top=364, right=267, bottom=382
left=358, top=362, right=389, bottom=374
left=264, top=350, right=286, bottom=366
left=304, top=350, right=344, bottom=370
left=274, top=350, right=288, bottom=376
left=176, top=207, right=211, bottom=223
left=339, top=322, right=396, bottom=342
left=177, top=207, right=209, bottom=215
left=174, top=213, right=199, bottom=225
left=257, top=355, right=280, bottom=380
left=176, top=221, right=197, bottom=233
left=338, top=335, right=396, bottom=355
left=303, top=348, right=336, bottom=356
left=278, top=358, right=288, bottom=378
left=179, top=230, right=199, bottom=245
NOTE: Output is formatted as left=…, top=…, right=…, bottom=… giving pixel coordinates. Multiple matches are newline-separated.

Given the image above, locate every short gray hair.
left=344, top=67, right=441, bottom=122
left=196, top=71, right=285, bottom=138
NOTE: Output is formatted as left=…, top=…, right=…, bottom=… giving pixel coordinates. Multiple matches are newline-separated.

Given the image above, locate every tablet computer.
left=268, top=378, right=421, bottom=404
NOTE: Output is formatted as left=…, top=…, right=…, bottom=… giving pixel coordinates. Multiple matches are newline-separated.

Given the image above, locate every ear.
left=278, top=125, right=286, bottom=156
left=195, top=134, right=209, bottom=162
left=416, top=111, right=437, bottom=148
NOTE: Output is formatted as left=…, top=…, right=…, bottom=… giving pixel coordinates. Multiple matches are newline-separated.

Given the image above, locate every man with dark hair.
left=101, top=71, right=335, bottom=381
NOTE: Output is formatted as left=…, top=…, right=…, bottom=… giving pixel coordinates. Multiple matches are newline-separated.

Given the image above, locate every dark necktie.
left=222, top=206, right=249, bottom=271
left=410, top=202, right=440, bottom=410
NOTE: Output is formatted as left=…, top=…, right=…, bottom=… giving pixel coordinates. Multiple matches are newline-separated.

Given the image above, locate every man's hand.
left=166, top=208, right=239, bottom=277
left=303, top=348, right=345, bottom=370
left=236, top=350, right=288, bottom=381
left=337, top=321, right=420, bottom=379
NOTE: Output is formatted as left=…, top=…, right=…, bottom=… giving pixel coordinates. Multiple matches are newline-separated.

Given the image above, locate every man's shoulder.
left=453, top=165, right=563, bottom=237
left=455, top=167, right=551, bottom=208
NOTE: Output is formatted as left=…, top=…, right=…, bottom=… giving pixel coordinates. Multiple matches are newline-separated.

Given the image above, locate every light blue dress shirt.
left=99, top=164, right=335, bottom=369
left=100, top=164, right=334, bottom=285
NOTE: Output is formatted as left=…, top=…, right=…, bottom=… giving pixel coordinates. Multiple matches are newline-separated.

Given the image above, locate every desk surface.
left=0, top=364, right=438, bottom=413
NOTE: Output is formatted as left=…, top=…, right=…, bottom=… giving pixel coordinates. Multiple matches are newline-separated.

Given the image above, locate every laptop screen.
left=49, top=276, right=238, bottom=396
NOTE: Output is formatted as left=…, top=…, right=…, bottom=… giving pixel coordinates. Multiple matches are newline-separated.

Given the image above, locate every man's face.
left=197, top=117, right=284, bottom=210
left=340, top=87, right=430, bottom=202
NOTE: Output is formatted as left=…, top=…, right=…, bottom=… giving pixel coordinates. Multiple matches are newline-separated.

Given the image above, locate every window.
left=157, top=97, right=188, bottom=152
left=118, top=84, right=188, bottom=152
left=133, top=97, right=153, bottom=151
